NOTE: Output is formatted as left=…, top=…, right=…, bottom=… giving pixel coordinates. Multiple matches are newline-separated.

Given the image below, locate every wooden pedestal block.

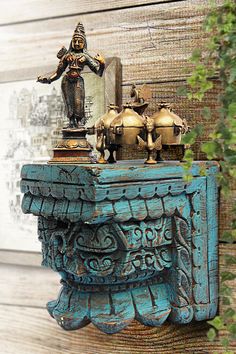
left=20, top=161, right=219, bottom=334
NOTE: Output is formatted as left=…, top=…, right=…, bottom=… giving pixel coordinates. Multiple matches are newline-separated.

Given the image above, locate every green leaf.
left=199, top=166, right=207, bottom=176
left=229, top=168, right=236, bottom=178
left=220, top=284, right=233, bottom=296
left=221, top=271, right=236, bottom=282
left=193, top=91, right=205, bottom=101
left=182, top=130, right=198, bottom=145
left=183, top=149, right=194, bottom=160
left=208, top=316, right=225, bottom=330
left=183, top=173, right=193, bottom=183
left=224, top=255, right=236, bottom=265
left=190, top=48, right=202, bottom=63
left=176, top=86, right=188, bottom=97
left=221, top=337, right=229, bottom=348
left=195, top=124, right=203, bottom=135
left=227, top=323, right=236, bottom=335
left=201, top=141, right=221, bottom=160
left=207, top=327, right=217, bottom=341
left=222, top=297, right=231, bottom=306
left=209, top=132, right=222, bottom=140
left=221, top=231, right=236, bottom=243
left=202, top=106, right=212, bottom=119
left=228, top=103, right=236, bottom=118
left=229, top=67, right=236, bottom=84
left=223, top=308, right=236, bottom=319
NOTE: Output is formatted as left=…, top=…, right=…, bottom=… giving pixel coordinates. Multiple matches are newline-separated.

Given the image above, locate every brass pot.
left=95, top=104, right=119, bottom=145
left=95, top=104, right=119, bottom=130
left=151, top=103, right=187, bottom=145
left=110, top=104, right=145, bottom=145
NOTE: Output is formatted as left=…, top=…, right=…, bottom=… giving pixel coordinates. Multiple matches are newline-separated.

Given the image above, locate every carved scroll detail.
left=168, top=213, right=193, bottom=323
left=38, top=217, right=173, bottom=282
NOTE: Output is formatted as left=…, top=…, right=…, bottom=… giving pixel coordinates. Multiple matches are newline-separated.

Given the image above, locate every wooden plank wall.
left=0, top=1, right=235, bottom=353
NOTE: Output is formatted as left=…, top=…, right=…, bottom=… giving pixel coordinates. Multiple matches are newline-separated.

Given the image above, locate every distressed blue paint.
left=21, top=160, right=219, bottom=185
left=21, top=161, right=219, bottom=334
left=206, top=174, right=219, bottom=319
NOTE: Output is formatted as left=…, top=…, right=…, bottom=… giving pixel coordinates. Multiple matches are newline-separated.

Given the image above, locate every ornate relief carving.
left=38, top=217, right=172, bottom=280
left=21, top=162, right=219, bottom=334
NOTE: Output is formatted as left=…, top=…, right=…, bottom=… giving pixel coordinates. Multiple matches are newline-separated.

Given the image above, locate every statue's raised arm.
left=85, top=52, right=105, bottom=77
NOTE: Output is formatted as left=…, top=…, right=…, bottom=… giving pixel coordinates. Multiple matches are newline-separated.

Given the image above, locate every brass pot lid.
left=151, top=102, right=183, bottom=128
left=95, top=104, right=119, bottom=129
left=110, top=104, right=145, bottom=128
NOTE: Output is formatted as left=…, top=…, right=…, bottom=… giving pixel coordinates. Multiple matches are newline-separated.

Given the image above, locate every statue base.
left=49, top=127, right=94, bottom=164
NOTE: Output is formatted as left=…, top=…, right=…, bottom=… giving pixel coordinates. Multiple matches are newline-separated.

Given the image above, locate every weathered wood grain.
left=0, top=0, right=224, bottom=83
left=0, top=264, right=59, bottom=307
left=0, top=0, right=178, bottom=25
left=0, top=250, right=42, bottom=267
left=219, top=244, right=236, bottom=311
left=0, top=306, right=235, bottom=354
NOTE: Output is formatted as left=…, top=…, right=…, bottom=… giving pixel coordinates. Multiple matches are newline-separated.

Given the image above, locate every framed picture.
left=0, top=57, right=121, bottom=254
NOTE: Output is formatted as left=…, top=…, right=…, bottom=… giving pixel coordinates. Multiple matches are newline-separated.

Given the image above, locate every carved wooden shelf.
left=20, top=160, right=219, bottom=334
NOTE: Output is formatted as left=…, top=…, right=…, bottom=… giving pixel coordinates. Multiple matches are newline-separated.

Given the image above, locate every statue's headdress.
left=71, top=22, right=87, bottom=49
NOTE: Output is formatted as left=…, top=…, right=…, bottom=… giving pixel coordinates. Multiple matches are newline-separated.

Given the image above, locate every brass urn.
left=110, top=104, right=145, bottom=146
left=152, top=103, right=189, bottom=145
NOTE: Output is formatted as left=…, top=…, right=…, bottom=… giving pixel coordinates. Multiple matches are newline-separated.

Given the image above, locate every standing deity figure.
left=37, top=22, right=105, bottom=128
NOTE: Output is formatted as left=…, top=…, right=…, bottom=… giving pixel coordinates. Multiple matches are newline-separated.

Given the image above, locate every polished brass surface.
left=96, top=124, right=107, bottom=164
left=151, top=102, right=188, bottom=145
left=95, top=104, right=119, bottom=129
left=110, top=105, right=145, bottom=145
left=94, top=105, right=119, bottom=163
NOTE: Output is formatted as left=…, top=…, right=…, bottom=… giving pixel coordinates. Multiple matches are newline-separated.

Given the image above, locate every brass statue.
left=38, top=22, right=105, bottom=128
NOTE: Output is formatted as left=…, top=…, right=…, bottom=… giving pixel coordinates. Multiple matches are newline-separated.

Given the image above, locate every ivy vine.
left=178, top=1, right=236, bottom=352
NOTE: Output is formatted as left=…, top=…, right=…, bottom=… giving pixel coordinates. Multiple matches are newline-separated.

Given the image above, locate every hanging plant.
left=178, top=1, right=236, bottom=352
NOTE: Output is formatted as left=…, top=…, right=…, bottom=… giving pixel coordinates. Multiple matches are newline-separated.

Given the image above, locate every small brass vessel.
left=95, top=104, right=119, bottom=163
left=110, top=104, right=145, bottom=146
left=152, top=103, right=189, bottom=145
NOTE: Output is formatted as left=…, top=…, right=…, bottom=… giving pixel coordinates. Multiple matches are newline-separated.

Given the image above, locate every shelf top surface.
left=21, top=160, right=219, bottom=185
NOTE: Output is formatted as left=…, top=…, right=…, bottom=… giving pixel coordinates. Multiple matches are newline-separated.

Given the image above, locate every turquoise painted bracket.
left=20, top=161, right=219, bottom=334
